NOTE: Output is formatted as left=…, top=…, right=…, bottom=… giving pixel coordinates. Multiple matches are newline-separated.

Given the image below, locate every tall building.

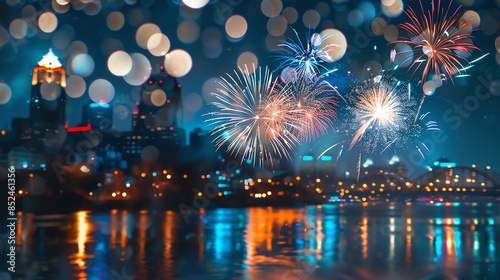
left=133, top=66, right=182, bottom=132
left=82, top=101, right=113, bottom=130
left=31, top=49, right=66, bottom=151
left=19, top=49, right=67, bottom=155
left=9, top=49, right=67, bottom=168
left=121, top=66, right=186, bottom=165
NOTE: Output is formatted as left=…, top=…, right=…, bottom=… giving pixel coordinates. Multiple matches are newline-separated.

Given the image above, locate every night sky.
left=0, top=0, right=499, bottom=175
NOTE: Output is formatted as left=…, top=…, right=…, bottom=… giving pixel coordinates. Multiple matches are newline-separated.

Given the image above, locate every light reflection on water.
left=13, top=203, right=500, bottom=280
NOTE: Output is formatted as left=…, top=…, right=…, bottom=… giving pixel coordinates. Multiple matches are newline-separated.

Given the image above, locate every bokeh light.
left=106, top=11, right=125, bottom=31
left=265, top=34, right=285, bottom=51
left=261, top=0, right=283, bottom=18
left=315, top=2, right=331, bottom=19
left=371, top=17, right=387, bottom=36
left=383, top=24, right=399, bottom=42
left=347, top=10, right=364, bottom=27
left=89, top=79, right=115, bottom=103
left=147, top=33, right=170, bottom=56
left=141, top=145, right=159, bottom=162
left=52, top=24, right=74, bottom=49
left=0, top=27, right=8, bottom=47
left=0, top=83, right=12, bottom=104
left=177, top=20, right=200, bottom=44
left=150, top=89, right=167, bottom=106
left=202, top=77, right=223, bottom=102
left=71, top=54, right=95, bottom=77
left=67, top=40, right=88, bottom=56
left=267, top=15, right=287, bottom=37
left=65, top=75, right=86, bottom=98
left=164, top=49, right=192, bottom=78
left=237, top=52, right=258, bottom=73
left=319, top=28, right=347, bottom=61
left=495, top=36, right=500, bottom=54
left=84, top=2, right=102, bottom=16
left=113, top=104, right=129, bottom=121
left=359, top=1, right=375, bottom=23
left=225, top=15, right=247, bottom=39
left=423, top=81, right=436, bottom=96
left=184, top=93, right=203, bottom=112
left=180, top=5, right=201, bottom=19
left=136, top=22, right=161, bottom=49
left=38, top=12, right=58, bottom=33
left=108, top=51, right=133, bottom=76
left=9, top=18, right=27, bottom=39
left=181, top=0, right=209, bottom=9
left=40, top=83, right=62, bottom=101
left=462, top=10, right=480, bottom=28
left=460, top=10, right=480, bottom=34
left=302, top=10, right=320, bottom=28
left=282, top=7, right=298, bottom=24
left=124, top=53, right=152, bottom=86
left=381, top=0, right=403, bottom=18
left=55, top=0, right=70, bottom=6
left=52, top=0, right=70, bottom=13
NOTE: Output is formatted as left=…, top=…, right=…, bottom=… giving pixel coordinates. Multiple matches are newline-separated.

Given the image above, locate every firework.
left=205, top=66, right=301, bottom=167
left=274, top=29, right=338, bottom=78
left=391, top=0, right=479, bottom=84
left=288, top=75, right=338, bottom=142
left=385, top=112, right=440, bottom=158
left=346, top=75, right=416, bottom=153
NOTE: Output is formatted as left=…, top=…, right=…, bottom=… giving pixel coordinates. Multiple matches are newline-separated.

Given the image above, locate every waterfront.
left=6, top=202, right=500, bottom=280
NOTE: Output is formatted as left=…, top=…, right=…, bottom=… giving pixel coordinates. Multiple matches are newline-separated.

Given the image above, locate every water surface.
left=9, top=202, right=500, bottom=280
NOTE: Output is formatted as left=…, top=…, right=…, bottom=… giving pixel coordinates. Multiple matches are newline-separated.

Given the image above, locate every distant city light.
left=80, top=165, right=90, bottom=173
left=320, top=155, right=332, bottom=161
left=90, top=102, right=110, bottom=108
left=303, top=155, right=313, bottom=161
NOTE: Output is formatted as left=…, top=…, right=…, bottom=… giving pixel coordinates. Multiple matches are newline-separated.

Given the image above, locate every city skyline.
left=0, top=0, right=499, bottom=175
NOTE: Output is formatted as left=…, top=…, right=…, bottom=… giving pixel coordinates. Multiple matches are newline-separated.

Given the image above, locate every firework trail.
left=205, top=66, right=302, bottom=167
left=287, top=74, right=339, bottom=142
left=274, top=28, right=338, bottom=78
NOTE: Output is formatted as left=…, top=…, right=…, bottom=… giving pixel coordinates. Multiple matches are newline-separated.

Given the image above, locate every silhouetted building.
left=133, top=66, right=182, bottom=132
left=190, top=128, right=211, bottom=149
left=82, top=101, right=113, bottom=130
left=120, top=66, right=185, bottom=165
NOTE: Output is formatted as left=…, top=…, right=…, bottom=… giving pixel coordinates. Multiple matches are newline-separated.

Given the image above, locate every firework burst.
left=205, top=66, right=301, bottom=167
left=391, top=0, right=479, bottom=84
left=274, top=28, right=338, bottom=78
left=346, top=75, right=416, bottom=153
left=288, top=75, right=339, bottom=142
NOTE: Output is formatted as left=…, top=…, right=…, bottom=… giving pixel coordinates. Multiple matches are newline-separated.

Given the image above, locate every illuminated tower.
left=28, top=49, right=67, bottom=153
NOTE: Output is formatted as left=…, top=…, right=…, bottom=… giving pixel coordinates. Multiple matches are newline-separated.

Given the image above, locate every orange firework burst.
left=392, top=0, right=479, bottom=84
